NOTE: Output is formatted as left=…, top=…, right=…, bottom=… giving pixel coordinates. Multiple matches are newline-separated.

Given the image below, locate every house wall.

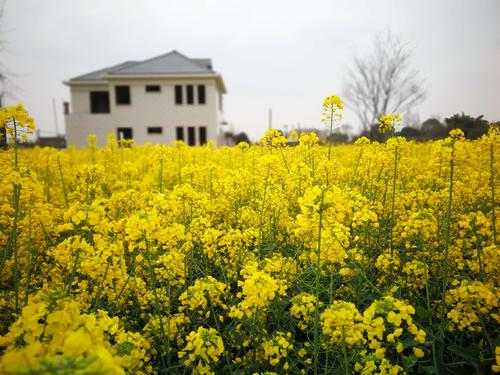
left=65, top=78, right=223, bottom=147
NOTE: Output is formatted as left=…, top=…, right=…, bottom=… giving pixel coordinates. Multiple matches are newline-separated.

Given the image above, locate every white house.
left=63, top=51, right=227, bottom=147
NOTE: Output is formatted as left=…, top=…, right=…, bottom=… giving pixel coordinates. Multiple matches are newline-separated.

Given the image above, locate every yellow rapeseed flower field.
left=0, top=103, right=499, bottom=374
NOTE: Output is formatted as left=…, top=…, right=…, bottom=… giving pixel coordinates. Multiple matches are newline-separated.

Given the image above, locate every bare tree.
left=343, top=31, right=426, bottom=131
left=0, top=0, right=5, bottom=107
left=1, top=0, right=8, bottom=147
left=0, top=0, right=20, bottom=107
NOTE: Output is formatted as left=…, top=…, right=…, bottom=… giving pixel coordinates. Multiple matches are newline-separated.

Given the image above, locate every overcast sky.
left=2, top=0, right=500, bottom=140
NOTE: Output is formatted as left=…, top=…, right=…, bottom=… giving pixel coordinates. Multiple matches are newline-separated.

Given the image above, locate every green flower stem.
left=57, top=156, right=69, bottom=209
left=9, top=118, right=22, bottom=313
left=390, top=145, right=398, bottom=258
left=258, top=164, right=271, bottom=258
left=279, top=147, right=290, bottom=173
left=443, top=142, right=455, bottom=296
left=313, top=188, right=325, bottom=375
left=92, top=260, right=110, bottom=312
left=145, top=239, right=169, bottom=374
left=490, top=143, right=497, bottom=244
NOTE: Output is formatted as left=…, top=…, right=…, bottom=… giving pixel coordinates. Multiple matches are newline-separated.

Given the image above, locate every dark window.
left=117, top=127, right=133, bottom=140
left=197, top=85, right=206, bottom=104
left=146, top=85, right=161, bottom=92
left=199, top=126, right=207, bottom=145
left=115, top=86, right=131, bottom=105
left=63, top=101, right=70, bottom=115
left=90, top=91, right=110, bottom=113
left=175, top=85, right=183, bottom=104
left=186, top=85, right=194, bottom=104
left=176, top=127, right=184, bottom=141
left=147, top=127, right=163, bottom=134
left=187, top=126, right=196, bottom=146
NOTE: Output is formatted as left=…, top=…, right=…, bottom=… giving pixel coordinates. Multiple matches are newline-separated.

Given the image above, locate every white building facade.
left=64, top=51, right=227, bottom=147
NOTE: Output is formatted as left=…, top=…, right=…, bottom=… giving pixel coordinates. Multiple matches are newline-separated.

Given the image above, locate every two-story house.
left=63, top=50, right=226, bottom=147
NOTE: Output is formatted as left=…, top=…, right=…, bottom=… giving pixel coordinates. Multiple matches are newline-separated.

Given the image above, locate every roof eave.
left=64, top=74, right=227, bottom=94
left=105, top=73, right=217, bottom=79
left=216, top=76, right=227, bottom=94
left=63, top=80, right=107, bottom=86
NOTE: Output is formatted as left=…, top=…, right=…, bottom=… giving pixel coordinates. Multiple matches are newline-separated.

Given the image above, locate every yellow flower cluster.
left=354, top=354, right=403, bottom=374
left=0, top=104, right=35, bottom=142
left=290, top=293, right=321, bottom=330
left=401, top=260, right=429, bottom=291
left=229, top=269, right=282, bottom=319
left=378, top=114, right=402, bottom=134
left=260, top=331, right=293, bottom=368
left=228, top=256, right=296, bottom=320
left=362, top=297, right=426, bottom=360
left=321, top=95, right=343, bottom=126
left=155, top=248, right=187, bottom=287
left=296, top=185, right=378, bottom=273
left=299, top=131, right=320, bottom=147
left=321, top=300, right=364, bottom=346
left=493, top=346, right=500, bottom=373
left=259, top=128, right=288, bottom=148
left=446, top=280, right=500, bottom=332
left=315, top=296, right=427, bottom=372
left=0, top=292, right=150, bottom=374
left=0, top=102, right=498, bottom=373
left=179, top=276, right=229, bottom=317
left=199, top=226, right=257, bottom=277
left=375, top=249, right=400, bottom=285
left=144, top=313, right=191, bottom=346
left=449, top=128, right=465, bottom=140
left=178, top=326, right=224, bottom=374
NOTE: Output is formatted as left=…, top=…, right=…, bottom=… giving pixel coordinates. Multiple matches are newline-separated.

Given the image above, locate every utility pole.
left=52, top=97, right=60, bottom=137
left=268, top=108, right=272, bottom=129
left=0, top=91, right=6, bottom=148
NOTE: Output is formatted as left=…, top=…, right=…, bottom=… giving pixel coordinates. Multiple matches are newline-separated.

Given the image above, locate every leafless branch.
left=0, top=0, right=6, bottom=105
left=343, top=30, right=426, bottom=131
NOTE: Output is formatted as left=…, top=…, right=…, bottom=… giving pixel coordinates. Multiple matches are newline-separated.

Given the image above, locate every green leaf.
left=447, top=345, right=480, bottom=364
left=402, top=354, right=418, bottom=369
left=116, top=341, right=135, bottom=356
left=420, top=364, right=438, bottom=374
left=415, top=306, right=432, bottom=320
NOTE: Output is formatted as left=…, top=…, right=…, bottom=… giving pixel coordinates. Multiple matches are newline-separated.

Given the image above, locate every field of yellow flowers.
left=0, top=103, right=499, bottom=374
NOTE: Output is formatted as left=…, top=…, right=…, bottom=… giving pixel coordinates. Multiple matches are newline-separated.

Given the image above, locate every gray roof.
left=69, top=51, right=216, bottom=82
left=191, top=59, right=213, bottom=70
left=69, top=61, right=138, bottom=81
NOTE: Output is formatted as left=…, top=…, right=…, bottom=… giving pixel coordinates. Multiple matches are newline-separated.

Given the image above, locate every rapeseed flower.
left=0, top=104, right=498, bottom=373
left=179, top=327, right=224, bottom=374
left=378, top=114, right=402, bottom=134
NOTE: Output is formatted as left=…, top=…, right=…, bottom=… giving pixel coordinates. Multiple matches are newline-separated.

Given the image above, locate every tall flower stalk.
left=0, top=105, right=35, bottom=312
left=321, top=95, right=343, bottom=169
left=377, top=114, right=402, bottom=257
left=488, top=127, right=498, bottom=244
left=312, top=95, right=343, bottom=374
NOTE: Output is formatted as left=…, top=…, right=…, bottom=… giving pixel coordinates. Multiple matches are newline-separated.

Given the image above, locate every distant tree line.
left=223, top=131, right=250, bottom=145
left=225, top=113, right=496, bottom=146
left=357, top=112, right=496, bottom=142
